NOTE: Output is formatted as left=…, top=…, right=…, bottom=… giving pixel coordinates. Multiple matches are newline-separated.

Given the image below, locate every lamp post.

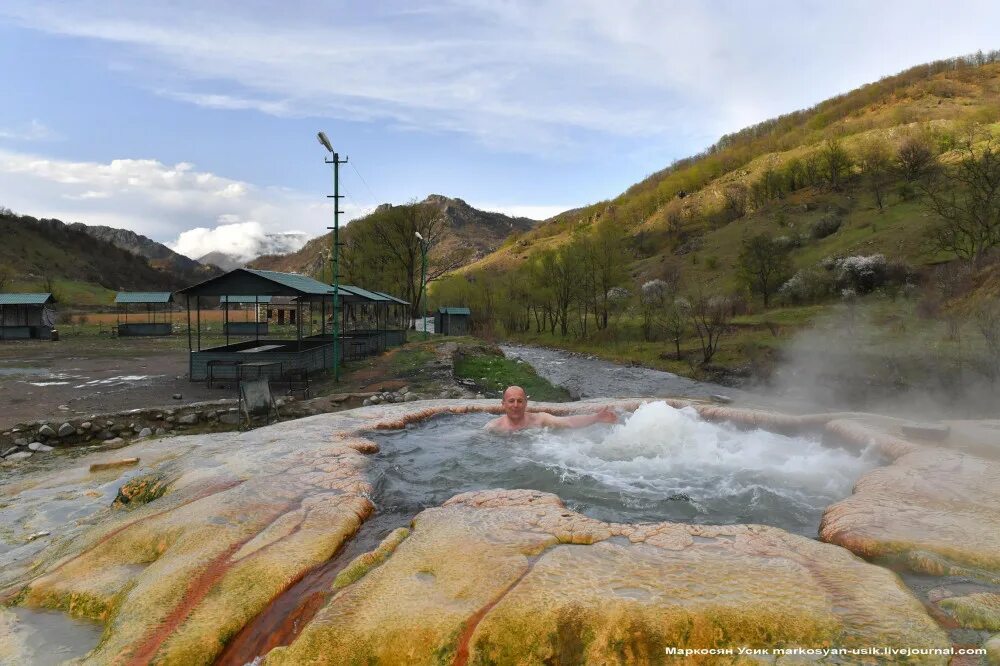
left=415, top=231, right=428, bottom=340
left=318, top=131, right=347, bottom=381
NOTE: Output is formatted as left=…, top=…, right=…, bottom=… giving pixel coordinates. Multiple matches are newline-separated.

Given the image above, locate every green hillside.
left=433, top=52, right=1000, bottom=405
left=0, top=212, right=180, bottom=305
left=451, top=52, right=1000, bottom=289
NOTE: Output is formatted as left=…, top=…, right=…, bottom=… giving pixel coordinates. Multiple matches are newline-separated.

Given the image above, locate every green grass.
left=454, top=350, right=571, bottom=402
left=388, top=347, right=437, bottom=378
left=9, top=278, right=116, bottom=306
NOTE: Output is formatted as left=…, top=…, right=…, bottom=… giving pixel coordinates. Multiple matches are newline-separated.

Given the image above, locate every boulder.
left=218, top=413, right=240, bottom=426
left=37, top=425, right=56, bottom=439
left=6, top=451, right=32, bottom=461
left=13, top=438, right=28, bottom=448
left=1, top=447, right=21, bottom=458
left=57, top=423, right=74, bottom=438
left=28, top=442, right=53, bottom=452
left=137, top=428, right=153, bottom=439
left=177, top=413, right=199, bottom=425
left=172, top=393, right=183, bottom=400
left=98, top=430, right=114, bottom=441
left=80, top=422, right=92, bottom=431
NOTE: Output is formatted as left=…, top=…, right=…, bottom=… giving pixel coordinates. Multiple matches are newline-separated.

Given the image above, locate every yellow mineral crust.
left=266, top=489, right=949, bottom=665
left=820, top=435, right=1000, bottom=577
left=8, top=419, right=377, bottom=666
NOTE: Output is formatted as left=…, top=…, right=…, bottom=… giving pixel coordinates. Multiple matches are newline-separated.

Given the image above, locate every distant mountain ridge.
left=250, top=195, right=540, bottom=276
left=0, top=212, right=192, bottom=296
left=69, top=223, right=208, bottom=277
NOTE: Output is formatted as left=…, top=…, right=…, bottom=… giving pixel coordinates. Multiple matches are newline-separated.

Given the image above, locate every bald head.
left=501, top=385, right=528, bottom=420
left=503, top=385, right=526, bottom=401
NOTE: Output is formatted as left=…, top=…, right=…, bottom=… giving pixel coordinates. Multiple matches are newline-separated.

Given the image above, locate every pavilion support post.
left=296, top=300, right=302, bottom=351
left=196, top=296, right=201, bottom=351
left=225, top=299, right=230, bottom=347
left=255, top=296, right=260, bottom=344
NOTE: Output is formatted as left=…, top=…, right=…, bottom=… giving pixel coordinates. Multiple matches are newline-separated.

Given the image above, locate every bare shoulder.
left=484, top=416, right=506, bottom=432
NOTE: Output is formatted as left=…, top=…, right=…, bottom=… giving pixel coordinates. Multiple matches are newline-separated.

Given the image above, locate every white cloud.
left=168, top=222, right=307, bottom=262
left=0, top=119, right=55, bottom=141
left=5, top=1, right=998, bottom=156
left=0, top=147, right=344, bottom=257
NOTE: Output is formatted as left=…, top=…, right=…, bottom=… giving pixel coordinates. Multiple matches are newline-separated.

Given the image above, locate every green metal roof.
left=372, top=290, right=410, bottom=305
left=438, top=307, right=471, bottom=315
left=243, top=269, right=335, bottom=295
left=0, top=293, right=55, bottom=305
left=115, top=292, right=174, bottom=304
left=340, top=284, right=390, bottom=301
left=219, top=295, right=272, bottom=304
left=177, top=268, right=335, bottom=297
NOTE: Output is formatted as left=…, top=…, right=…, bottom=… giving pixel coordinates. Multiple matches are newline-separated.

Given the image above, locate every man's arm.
left=537, top=407, right=617, bottom=429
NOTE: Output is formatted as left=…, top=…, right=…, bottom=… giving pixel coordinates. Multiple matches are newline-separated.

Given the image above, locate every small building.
left=0, top=293, right=57, bottom=340
left=116, top=292, right=175, bottom=336
left=435, top=307, right=471, bottom=336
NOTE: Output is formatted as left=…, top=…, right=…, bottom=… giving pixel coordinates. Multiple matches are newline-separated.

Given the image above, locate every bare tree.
left=662, top=297, right=691, bottom=360
left=896, top=134, right=936, bottom=182
left=922, top=130, right=1000, bottom=265
left=821, top=139, right=852, bottom=191
left=690, top=293, right=732, bottom=364
left=344, top=201, right=470, bottom=320
left=738, top=233, right=793, bottom=308
left=858, top=137, right=892, bottom=210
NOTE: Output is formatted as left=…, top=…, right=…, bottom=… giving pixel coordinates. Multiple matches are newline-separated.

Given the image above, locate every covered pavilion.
left=115, top=292, right=174, bottom=336
left=177, top=269, right=410, bottom=384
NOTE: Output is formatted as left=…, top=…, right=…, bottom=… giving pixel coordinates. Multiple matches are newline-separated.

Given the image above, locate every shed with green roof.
left=435, top=306, right=471, bottom=336
left=0, top=293, right=57, bottom=340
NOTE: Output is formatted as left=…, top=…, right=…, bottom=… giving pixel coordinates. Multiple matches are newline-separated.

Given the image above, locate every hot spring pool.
left=372, top=401, right=882, bottom=536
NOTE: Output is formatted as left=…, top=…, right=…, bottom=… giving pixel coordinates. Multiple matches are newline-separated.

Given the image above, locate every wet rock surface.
left=266, top=488, right=948, bottom=665
left=820, top=419, right=1000, bottom=582
left=1, top=398, right=998, bottom=664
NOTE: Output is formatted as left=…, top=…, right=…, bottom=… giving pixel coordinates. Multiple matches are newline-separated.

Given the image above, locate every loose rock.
left=137, top=428, right=152, bottom=439
left=6, top=451, right=32, bottom=461
left=37, top=425, right=56, bottom=439
left=172, top=393, right=183, bottom=400
left=177, top=413, right=199, bottom=425
left=58, top=423, right=74, bottom=437
left=28, top=442, right=53, bottom=452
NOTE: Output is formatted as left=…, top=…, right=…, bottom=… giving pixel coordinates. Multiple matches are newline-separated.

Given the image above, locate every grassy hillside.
left=432, top=52, right=1000, bottom=410
left=0, top=212, right=181, bottom=305
left=462, top=55, right=1000, bottom=277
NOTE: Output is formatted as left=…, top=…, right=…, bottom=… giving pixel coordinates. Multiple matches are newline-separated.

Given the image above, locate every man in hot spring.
left=485, top=385, right=618, bottom=433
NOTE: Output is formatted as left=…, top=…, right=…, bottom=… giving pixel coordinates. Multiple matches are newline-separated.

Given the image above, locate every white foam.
left=523, top=401, right=879, bottom=504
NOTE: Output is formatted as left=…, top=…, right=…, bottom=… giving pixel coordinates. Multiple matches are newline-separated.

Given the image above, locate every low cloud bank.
left=168, top=219, right=308, bottom=263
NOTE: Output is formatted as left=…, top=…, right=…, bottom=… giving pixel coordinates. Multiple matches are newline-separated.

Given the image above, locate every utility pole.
left=318, top=132, right=347, bottom=381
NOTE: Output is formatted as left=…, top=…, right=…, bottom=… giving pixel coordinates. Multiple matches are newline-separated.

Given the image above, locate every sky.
left=0, top=1, right=998, bottom=260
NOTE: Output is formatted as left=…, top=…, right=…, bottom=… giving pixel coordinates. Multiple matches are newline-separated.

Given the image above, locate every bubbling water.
left=372, top=401, right=882, bottom=536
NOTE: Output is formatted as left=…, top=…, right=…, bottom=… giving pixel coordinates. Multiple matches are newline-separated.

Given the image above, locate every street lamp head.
left=317, top=131, right=334, bottom=153
left=414, top=231, right=424, bottom=241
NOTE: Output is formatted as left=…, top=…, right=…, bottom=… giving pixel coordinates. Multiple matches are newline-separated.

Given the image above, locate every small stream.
left=499, top=343, right=747, bottom=401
